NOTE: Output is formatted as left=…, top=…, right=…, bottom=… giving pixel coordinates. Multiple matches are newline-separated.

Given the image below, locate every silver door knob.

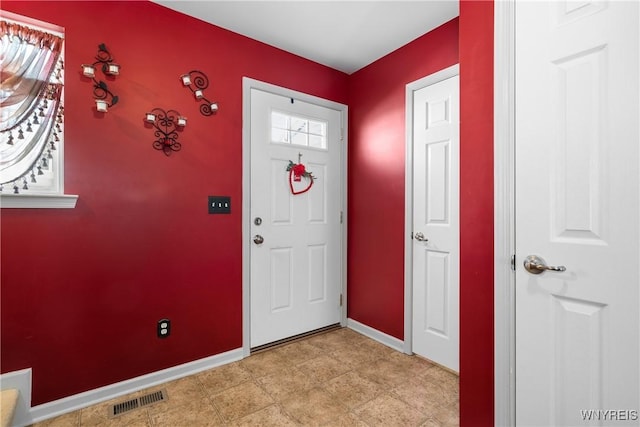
left=253, top=235, right=264, bottom=245
left=523, top=255, right=566, bottom=274
left=414, top=232, right=428, bottom=242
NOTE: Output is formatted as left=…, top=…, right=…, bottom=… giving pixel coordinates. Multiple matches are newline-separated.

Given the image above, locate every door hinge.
left=340, top=211, right=343, bottom=224
left=511, top=254, right=516, bottom=271
left=339, top=294, right=343, bottom=307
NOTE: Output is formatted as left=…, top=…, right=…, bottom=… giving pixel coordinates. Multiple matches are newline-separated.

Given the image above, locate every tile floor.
left=32, top=328, right=459, bottom=426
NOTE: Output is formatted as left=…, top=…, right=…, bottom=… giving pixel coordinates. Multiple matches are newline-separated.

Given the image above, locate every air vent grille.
left=139, top=390, right=166, bottom=407
left=112, top=398, right=139, bottom=416
left=110, top=389, right=168, bottom=417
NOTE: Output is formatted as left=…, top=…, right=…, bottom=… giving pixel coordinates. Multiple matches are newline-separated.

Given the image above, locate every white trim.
left=494, top=1, right=516, bottom=425
left=347, top=318, right=404, bottom=353
left=340, top=104, right=349, bottom=329
left=27, top=348, right=242, bottom=426
left=242, top=77, right=348, bottom=357
left=0, top=194, right=78, bottom=209
left=0, top=369, right=32, bottom=427
left=403, top=64, right=460, bottom=356
left=242, top=78, right=252, bottom=358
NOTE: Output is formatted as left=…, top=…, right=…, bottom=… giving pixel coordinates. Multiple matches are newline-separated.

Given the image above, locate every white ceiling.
left=152, top=1, right=459, bottom=74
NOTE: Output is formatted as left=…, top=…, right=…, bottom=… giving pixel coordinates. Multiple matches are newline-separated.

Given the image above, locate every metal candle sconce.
left=180, top=70, right=218, bottom=116
left=144, top=108, right=186, bottom=156
left=81, top=43, right=120, bottom=112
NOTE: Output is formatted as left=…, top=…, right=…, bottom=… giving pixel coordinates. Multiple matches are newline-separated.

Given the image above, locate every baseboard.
left=0, top=369, right=32, bottom=427
left=28, top=348, right=243, bottom=426
left=346, top=318, right=404, bottom=352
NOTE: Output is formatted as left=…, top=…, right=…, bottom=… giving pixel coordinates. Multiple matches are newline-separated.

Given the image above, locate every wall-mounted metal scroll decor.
left=180, top=70, right=218, bottom=116
left=81, top=43, right=120, bottom=112
left=144, top=108, right=186, bottom=156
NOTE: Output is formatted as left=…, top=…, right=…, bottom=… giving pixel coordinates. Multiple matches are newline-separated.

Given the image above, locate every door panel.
left=515, top=2, right=639, bottom=425
left=412, top=74, right=459, bottom=372
left=271, top=159, right=292, bottom=224
left=270, top=248, right=292, bottom=312
left=307, top=162, right=327, bottom=223
left=250, top=88, right=342, bottom=348
left=552, top=45, right=606, bottom=243
left=307, top=244, right=326, bottom=302
left=424, top=251, right=449, bottom=337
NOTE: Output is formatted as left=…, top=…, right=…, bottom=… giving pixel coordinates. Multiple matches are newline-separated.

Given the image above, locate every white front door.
left=515, top=2, right=639, bottom=425
left=411, top=73, right=460, bottom=372
left=250, top=88, right=343, bottom=348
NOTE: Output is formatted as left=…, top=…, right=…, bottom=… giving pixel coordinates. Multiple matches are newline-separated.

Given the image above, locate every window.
left=271, top=110, right=327, bottom=149
left=0, top=12, right=77, bottom=208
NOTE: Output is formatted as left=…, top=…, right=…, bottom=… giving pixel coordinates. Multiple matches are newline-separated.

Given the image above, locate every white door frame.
left=241, top=77, right=349, bottom=357
left=403, top=64, right=460, bottom=356
left=494, top=1, right=516, bottom=425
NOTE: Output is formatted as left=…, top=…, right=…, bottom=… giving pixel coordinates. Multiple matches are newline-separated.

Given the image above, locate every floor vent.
left=110, top=389, right=168, bottom=417
left=139, top=390, right=167, bottom=407
left=111, top=398, right=139, bottom=417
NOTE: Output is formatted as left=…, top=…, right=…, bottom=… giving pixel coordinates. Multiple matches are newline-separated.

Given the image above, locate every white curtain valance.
left=0, top=19, right=64, bottom=187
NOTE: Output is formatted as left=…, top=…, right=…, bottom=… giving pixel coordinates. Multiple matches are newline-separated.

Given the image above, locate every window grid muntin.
left=270, top=110, right=327, bottom=149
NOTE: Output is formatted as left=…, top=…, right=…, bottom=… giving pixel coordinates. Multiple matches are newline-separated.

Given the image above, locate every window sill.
left=0, top=194, right=78, bottom=209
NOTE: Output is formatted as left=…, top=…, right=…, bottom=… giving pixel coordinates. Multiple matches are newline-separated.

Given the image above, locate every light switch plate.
left=208, top=196, right=231, bottom=214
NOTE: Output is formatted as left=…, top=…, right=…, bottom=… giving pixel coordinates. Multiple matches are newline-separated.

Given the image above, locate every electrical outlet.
left=208, top=196, right=231, bottom=214
left=157, top=319, right=170, bottom=338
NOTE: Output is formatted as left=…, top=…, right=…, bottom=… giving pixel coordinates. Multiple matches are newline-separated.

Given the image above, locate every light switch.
left=208, top=196, right=231, bottom=214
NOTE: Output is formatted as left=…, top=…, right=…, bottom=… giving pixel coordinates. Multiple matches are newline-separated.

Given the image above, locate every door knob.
left=253, top=235, right=264, bottom=245
left=523, top=255, right=566, bottom=274
left=414, top=232, right=428, bottom=242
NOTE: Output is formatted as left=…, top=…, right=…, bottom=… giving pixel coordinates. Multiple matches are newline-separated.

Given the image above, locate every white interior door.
left=412, top=74, right=460, bottom=372
left=515, top=1, right=639, bottom=425
left=250, top=88, right=342, bottom=348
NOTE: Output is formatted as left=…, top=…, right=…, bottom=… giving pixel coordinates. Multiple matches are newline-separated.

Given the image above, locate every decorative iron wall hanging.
left=144, top=108, right=186, bottom=156
left=180, top=70, right=218, bottom=116
left=81, top=43, right=120, bottom=112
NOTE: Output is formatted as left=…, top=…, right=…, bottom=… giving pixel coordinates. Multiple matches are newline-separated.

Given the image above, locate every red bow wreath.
left=287, top=160, right=315, bottom=182
left=286, top=160, right=315, bottom=195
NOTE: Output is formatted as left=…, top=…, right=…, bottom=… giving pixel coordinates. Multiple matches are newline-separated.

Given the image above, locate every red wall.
left=347, top=18, right=460, bottom=339
left=0, top=1, right=348, bottom=405
left=459, top=1, right=494, bottom=425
